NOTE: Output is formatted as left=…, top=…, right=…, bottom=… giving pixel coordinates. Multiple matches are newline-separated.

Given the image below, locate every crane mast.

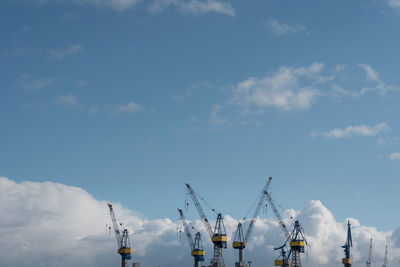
left=366, top=238, right=372, bottom=267
left=178, top=208, right=205, bottom=267
left=342, top=221, right=353, bottom=267
left=107, top=203, right=132, bottom=267
left=233, top=177, right=272, bottom=267
left=185, top=183, right=227, bottom=267
left=382, top=245, right=387, bottom=267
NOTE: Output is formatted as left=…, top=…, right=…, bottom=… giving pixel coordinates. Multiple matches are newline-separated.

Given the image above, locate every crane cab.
left=212, top=234, right=227, bottom=248
left=290, top=241, right=305, bottom=253
left=118, top=247, right=132, bottom=260
left=191, top=249, right=205, bottom=261
left=232, top=241, right=246, bottom=249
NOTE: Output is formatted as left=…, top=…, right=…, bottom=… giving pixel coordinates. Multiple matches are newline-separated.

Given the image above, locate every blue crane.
left=342, top=221, right=353, bottom=267
left=178, top=208, right=205, bottom=267
left=107, top=203, right=132, bottom=267
left=233, top=177, right=272, bottom=267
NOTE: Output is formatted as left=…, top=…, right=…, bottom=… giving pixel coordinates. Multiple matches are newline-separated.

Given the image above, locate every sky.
left=1, top=0, right=400, bottom=266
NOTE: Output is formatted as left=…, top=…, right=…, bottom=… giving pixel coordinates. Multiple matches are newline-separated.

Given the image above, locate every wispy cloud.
left=389, top=152, right=400, bottom=160
left=149, top=0, right=235, bottom=16
left=15, top=74, right=53, bottom=91
left=359, top=63, right=379, bottom=82
left=230, top=63, right=324, bottom=112
left=311, top=122, right=390, bottom=139
left=55, top=94, right=78, bottom=107
left=48, top=44, right=83, bottom=60
left=209, top=104, right=227, bottom=127
left=111, top=101, right=143, bottom=115
left=267, top=18, right=307, bottom=35
left=387, top=0, right=400, bottom=10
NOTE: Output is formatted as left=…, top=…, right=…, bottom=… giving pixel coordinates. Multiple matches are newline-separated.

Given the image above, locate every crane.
left=382, top=245, right=387, bottom=267
left=178, top=208, right=205, bottom=267
left=233, top=177, right=272, bottom=267
left=265, top=191, right=308, bottom=267
left=342, top=221, right=353, bottom=267
left=185, top=183, right=227, bottom=267
left=107, top=203, right=132, bottom=267
left=265, top=191, right=290, bottom=267
left=366, top=238, right=372, bottom=267
left=287, top=220, right=308, bottom=267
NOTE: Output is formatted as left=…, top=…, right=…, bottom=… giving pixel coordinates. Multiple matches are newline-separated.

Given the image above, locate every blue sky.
left=2, top=0, right=400, bottom=234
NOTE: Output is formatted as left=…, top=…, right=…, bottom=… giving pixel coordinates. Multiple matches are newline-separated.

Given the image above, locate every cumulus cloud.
left=230, top=63, right=325, bottom=112
left=111, top=101, right=143, bottom=115
left=389, top=152, right=400, bottom=160
left=149, top=0, right=235, bottom=16
left=311, top=122, right=390, bottom=139
left=15, top=74, right=53, bottom=91
left=1, top=177, right=400, bottom=267
left=267, top=18, right=307, bottom=35
left=48, top=44, right=83, bottom=60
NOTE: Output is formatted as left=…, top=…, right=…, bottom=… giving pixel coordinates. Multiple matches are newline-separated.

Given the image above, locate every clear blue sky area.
left=1, top=0, right=400, bottom=231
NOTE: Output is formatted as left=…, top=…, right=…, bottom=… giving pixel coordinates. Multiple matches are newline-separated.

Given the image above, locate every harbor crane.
left=233, top=177, right=272, bottom=267
left=185, top=183, right=227, bottom=267
left=366, top=238, right=372, bottom=267
left=178, top=208, right=205, bottom=267
left=342, top=221, right=353, bottom=267
left=107, top=203, right=132, bottom=267
left=265, top=191, right=290, bottom=267
left=382, top=245, right=387, bottom=267
left=265, top=191, right=308, bottom=267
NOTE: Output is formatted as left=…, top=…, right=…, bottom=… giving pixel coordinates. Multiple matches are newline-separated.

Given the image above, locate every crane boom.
left=178, top=208, right=195, bottom=249
left=244, top=177, right=272, bottom=242
left=265, top=191, right=290, bottom=239
left=185, top=183, right=214, bottom=237
left=108, top=203, right=123, bottom=247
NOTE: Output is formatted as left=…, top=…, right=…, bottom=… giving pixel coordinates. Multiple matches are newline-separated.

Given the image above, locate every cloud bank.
left=1, top=177, right=400, bottom=267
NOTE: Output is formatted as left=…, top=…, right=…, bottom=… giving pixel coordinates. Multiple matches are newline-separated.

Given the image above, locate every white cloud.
left=311, top=122, right=390, bottom=139
left=49, top=44, right=83, bottom=60
left=389, top=152, right=400, bottom=160
left=112, top=101, right=143, bottom=115
left=16, top=74, right=53, bottom=91
left=359, top=64, right=379, bottom=82
left=56, top=94, right=79, bottom=107
left=231, top=63, right=324, bottom=112
left=267, top=18, right=307, bottom=35
left=1, top=177, right=400, bottom=267
left=149, top=0, right=235, bottom=16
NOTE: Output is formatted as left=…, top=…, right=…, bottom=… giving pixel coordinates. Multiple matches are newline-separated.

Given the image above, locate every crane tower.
left=107, top=203, right=132, bottom=267
left=342, top=221, right=353, bottom=267
left=366, top=238, right=372, bottom=267
left=382, top=245, right=387, bottom=267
